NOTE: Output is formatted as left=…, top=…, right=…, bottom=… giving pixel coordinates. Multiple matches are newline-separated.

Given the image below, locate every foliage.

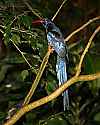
left=0, top=0, right=100, bottom=125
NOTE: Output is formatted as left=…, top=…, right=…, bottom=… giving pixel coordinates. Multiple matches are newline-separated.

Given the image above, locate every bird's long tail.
left=56, top=58, right=69, bottom=111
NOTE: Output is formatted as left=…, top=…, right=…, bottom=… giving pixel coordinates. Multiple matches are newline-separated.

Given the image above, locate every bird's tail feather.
left=56, top=59, right=69, bottom=111
left=63, top=90, right=69, bottom=111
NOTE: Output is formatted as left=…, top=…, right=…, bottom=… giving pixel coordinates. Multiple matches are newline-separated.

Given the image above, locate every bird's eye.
left=47, top=23, right=53, bottom=31
left=42, top=21, right=46, bottom=26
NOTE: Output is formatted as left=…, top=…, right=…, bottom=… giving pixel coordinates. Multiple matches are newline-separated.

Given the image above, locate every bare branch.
left=23, top=0, right=42, bottom=19
left=76, top=26, right=100, bottom=76
left=52, top=0, right=68, bottom=21
left=0, top=24, right=36, bottom=37
left=11, top=28, right=36, bottom=37
left=23, top=50, right=51, bottom=106
left=64, top=16, right=100, bottom=42
left=4, top=72, right=100, bottom=125
left=11, top=39, right=34, bottom=70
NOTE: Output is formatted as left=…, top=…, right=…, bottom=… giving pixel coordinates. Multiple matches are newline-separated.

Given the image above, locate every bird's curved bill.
left=32, top=19, right=45, bottom=25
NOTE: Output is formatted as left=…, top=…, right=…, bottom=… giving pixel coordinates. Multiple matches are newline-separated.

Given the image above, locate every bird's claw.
left=48, top=45, right=54, bottom=53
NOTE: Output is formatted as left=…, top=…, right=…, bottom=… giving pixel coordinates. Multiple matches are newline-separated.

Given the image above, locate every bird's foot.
left=48, top=45, right=54, bottom=53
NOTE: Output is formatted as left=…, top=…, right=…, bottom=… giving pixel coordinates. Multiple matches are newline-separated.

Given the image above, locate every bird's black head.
left=32, top=18, right=62, bottom=37
left=42, top=19, right=62, bottom=37
left=32, top=18, right=55, bottom=31
left=42, top=19, right=54, bottom=31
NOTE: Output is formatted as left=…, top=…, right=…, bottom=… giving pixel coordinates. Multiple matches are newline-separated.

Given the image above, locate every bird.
left=32, top=18, right=69, bottom=111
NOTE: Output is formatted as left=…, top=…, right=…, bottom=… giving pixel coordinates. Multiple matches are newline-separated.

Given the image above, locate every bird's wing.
left=47, top=32, right=66, bottom=57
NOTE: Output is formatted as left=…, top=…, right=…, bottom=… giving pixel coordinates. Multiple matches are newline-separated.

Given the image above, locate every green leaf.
left=20, top=15, right=32, bottom=28
left=84, top=53, right=95, bottom=74
left=21, top=70, right=29, bottom=81
left=2, top=53, right=25, bottom=64
left=94, top=112, right=100, bottom=122
left=84, top=54, right=100, bottom=93
left=40, top=117, right=68, bottom=125
left=0, top=111, right=6, bottom=121
left=4, top=24, right=11, bottom=45
left=47, top=118, right=67, bottom=125
left=0, top=65, right=11, bottom=82
left=46, top=80, right=56, bottom=95
left=11, top=34, right=20, bottom=45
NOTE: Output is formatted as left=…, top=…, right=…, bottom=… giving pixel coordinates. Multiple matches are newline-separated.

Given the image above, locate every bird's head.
left=32, top=18, right=54, bottom=30
left=32, top=18, right=61, bottom=35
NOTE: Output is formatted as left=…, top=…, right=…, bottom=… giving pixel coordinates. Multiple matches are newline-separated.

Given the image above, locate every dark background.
left=0, top=0, right=100, bottom=125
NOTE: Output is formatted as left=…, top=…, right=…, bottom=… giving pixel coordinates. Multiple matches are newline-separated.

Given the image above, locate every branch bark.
left=64, top=16, right=100, bottom=42
left=4, top=72, right=100, bottom=125
left=23, top=51, right=51, bottom=106
left=75, top=26, right=100, bottom=76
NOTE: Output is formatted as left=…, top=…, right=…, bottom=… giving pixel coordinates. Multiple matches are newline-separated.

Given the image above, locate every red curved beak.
left=32, top=19, right=45, bottom=25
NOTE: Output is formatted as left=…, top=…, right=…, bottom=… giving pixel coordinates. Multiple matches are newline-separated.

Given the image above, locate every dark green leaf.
left=21, top=70, right=29, bottom=81
left=20, top=16, right=32, bottom=28
left=0, top=65, right=11, bottom=82
left=94, top=112, right=100, bottom=122
left=11, top=34, right=20, bottom=44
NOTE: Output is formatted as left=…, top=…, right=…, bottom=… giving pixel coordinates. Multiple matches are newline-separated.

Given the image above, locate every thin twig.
left=11, top=39, right=34, bottom=70
left=23, top=50, right=51, bottom=106
left=75, top=26, right=100, bottom=76
left=51, top=0, right=68, bottom=21
left=10, top=11, right=30, bottom=26
left=0, top=25, right=5, bottom=28
left=23, top=0, right=42, bottom=19
left=4, top=72, right=100, bottom=125
left=0, top=24, right=36, bottom=37
left=0, top=29, right=4, bottom=33
left=64, top=16, right=100, bottom=42
left=11, top=27, right=36, bottom=36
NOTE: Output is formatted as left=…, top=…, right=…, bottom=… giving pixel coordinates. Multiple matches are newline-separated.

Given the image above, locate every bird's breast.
left=47, top=32, right=66, bottom=58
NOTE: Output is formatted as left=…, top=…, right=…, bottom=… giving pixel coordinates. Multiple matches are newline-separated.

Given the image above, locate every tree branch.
left=23, top=0, right=42, bottom=19
left=23, top=50, right=51, bottom=106
left=4, top=72, right=100, bottom=125
left=64, top=16, right=100, bottom=42
left=11, top=39, right=34, bottom=70
left=75, top=26, right=100, bottom=76
left=52, top=0, right=68, bottom=21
